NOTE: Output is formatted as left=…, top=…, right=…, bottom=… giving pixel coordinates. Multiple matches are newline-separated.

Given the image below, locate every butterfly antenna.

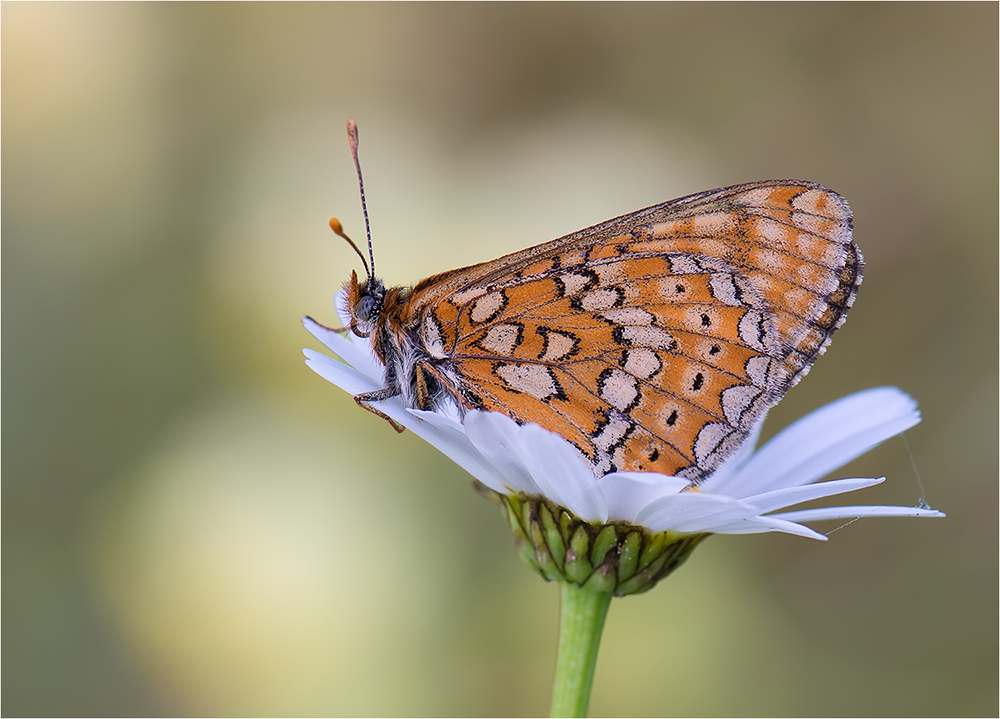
left=328, top=217, right=370, bottom=279
left=346, top=118, right=376, bottom=280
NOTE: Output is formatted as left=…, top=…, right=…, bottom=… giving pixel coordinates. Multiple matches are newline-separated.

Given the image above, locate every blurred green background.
left=3, top=3, right=997, bottom=716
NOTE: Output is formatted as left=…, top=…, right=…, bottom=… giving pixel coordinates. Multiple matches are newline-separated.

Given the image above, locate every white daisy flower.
left=302, top=304, right=942, bottom=550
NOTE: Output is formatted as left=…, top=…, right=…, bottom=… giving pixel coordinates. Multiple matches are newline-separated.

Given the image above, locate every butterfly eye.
left=355, top=294, right=379, bottom=322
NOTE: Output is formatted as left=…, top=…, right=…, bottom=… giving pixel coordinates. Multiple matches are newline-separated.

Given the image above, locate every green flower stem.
left=550, top=583, right=613, bottom=717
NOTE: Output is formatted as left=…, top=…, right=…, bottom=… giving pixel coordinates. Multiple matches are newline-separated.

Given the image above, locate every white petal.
left=303, top=348, right=382, bottom=396
left=405, top=407, right=465, bottom=433
left=742, top=477, right=885, bottom=513
left=405, top=409, right=511, bottom=494
left=519, top=424, right=608, bottom=523
left=463, top=411, right=542, bottom=495
left=771, top=505, right=946, bottom=522
left=707, top=515, right=828, bottom=540
left=709, top=387, right=920, bottom=497
left=635, top=492, right=761, bottom=534
left=302, top=317, right=383, bottom=381
left=599, top=472, right=690, bottom=523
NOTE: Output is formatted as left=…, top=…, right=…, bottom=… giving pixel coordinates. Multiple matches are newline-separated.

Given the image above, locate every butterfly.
left=325, top=119, right=862, bottom=483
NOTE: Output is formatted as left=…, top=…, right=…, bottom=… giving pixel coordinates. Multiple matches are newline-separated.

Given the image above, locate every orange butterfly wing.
left=403, top=180, right=861, bottom=481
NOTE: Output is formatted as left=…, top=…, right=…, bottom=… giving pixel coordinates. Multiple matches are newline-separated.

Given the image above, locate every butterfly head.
left=344, top=269, right=385, bottom=339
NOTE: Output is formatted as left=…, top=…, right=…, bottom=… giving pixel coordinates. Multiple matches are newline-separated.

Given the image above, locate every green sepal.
left=540, top=503, right=566, bottom=571
left=582, top=559, right=617, bottom=594
left=527, top=504, right=564, bottom=582
left=564, top=526, right=594, bottom=584
left=501, top=496, right=542, bottom=575
left=638, top=530, right=669, bottom=572
left=559, top=509, right=574, bottom=542
left=617, top=533, right=704, bottom=595
left=590, top=525, right=617, bottom=567
left=617, top=531, right=641, bottom=583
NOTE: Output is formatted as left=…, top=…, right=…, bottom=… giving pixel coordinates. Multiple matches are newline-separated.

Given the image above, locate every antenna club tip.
left=346, top=118, right=358, bottom=145
left=329, top=217, right=344, bottom=233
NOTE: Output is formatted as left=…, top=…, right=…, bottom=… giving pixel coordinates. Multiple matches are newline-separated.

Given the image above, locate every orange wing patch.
left=353, top=180, right=861, bottom=483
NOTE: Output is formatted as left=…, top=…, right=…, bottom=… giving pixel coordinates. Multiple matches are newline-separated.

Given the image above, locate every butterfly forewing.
left=381, top=180, right=860, bottom=482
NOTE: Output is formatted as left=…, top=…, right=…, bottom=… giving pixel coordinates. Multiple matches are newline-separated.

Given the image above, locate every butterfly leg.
left=306, top=315, right=350, bottom=334
left=414, top=361, right=469, bottom=411
left=354, top=389, right=405, bottom=433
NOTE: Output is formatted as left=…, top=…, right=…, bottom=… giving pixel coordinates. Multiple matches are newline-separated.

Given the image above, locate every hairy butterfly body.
left=334, top=121, right=862, bottom=482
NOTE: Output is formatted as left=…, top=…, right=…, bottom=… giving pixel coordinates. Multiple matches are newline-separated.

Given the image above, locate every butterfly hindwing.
left=392, top=180, right=860, bottom=481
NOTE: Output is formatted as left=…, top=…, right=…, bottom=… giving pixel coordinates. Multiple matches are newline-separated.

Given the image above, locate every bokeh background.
left=3, top=3, right=997, bottom=716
